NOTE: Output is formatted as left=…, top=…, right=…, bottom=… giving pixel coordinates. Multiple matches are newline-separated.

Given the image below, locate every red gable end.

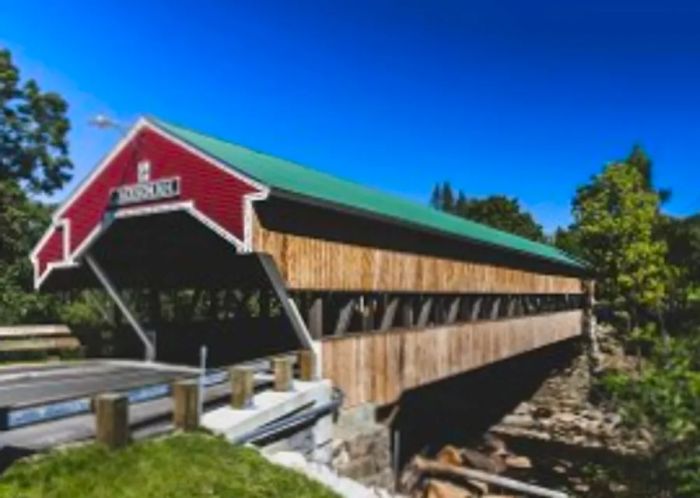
left=31, top=119, right=267, bottom=289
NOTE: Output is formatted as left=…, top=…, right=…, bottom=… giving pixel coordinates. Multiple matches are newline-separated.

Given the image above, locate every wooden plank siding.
left=252, top=214, right=582, bottom=294
left=320, top=310, right=583, bottom=407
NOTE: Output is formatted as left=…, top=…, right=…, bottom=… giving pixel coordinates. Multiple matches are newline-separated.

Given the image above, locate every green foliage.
left=0, top=432, right=340, bottom=498
left=600, top=335, right=700, bottom=496
left=626, top=144, right=672, bottom=204
left=553, top=226, right=584, bottom=259
left=663, top=214, right=700, bottom=303
left=572, top=161, right=669, bottom=316
left=0, top=48, right=72, bottom=195
left=0, top=180, right=62, bottom=323
left=430, top=182, right=545, bottom=241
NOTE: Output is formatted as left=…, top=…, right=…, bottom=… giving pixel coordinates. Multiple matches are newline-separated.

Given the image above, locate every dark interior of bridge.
left=41, top=210, right=303, bottom=366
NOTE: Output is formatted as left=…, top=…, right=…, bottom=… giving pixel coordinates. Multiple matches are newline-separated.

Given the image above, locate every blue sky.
left=2, top=0, right=700, bottom=232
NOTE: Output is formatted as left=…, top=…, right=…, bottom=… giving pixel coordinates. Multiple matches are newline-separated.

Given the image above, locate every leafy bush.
left=600, top=335, right=700, bottom=496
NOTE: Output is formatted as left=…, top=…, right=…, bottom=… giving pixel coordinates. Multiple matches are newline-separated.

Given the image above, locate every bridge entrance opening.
left=37, top=209, right=309, bottom=366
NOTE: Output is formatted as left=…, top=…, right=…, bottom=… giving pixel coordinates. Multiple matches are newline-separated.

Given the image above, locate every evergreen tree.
left=429, top=182, right=545, bottom=242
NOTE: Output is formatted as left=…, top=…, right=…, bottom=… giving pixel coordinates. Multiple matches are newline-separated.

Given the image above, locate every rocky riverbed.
left=492, top=327, right=652, bottom=457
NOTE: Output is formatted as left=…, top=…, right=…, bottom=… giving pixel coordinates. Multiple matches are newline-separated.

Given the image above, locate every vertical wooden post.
left=470, top=296, right=483, bottom=321
left=273, top=356, right=294, bottom=391
left=446, top=297, right=460, bottom=324
left=379, top=297, right=399, bottom=331
left=458, top=296, right=471, bottom=321
left=360, top=296, right=376, bottom=331
left=433, top=298, right=445, bottom=324
left=506, top=295, right=517, bottom=317
left=417, top=297, right=433, bottom=327
left=173, top=379, right=200, bottom=431
left=298, top=350, right=317, bottom=381
left=307, top=295, right=324, bottom=339
left=334, top=297, right=355, bottom=336
left=95, top=393, right=129, bottom=449
left=400, top=297, right=414, bottom=328
left=490, top=296, right=502, bottom=320
left=231, top=366, right=255, bottom=408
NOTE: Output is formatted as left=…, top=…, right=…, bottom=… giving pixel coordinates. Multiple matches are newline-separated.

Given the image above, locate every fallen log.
left=407, top=456, right=569, bottom=498
left=424, top=479, right=474, bottom=498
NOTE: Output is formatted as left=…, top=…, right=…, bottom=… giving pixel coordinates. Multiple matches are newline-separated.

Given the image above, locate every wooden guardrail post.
left=273, top=356, right=294, bottom=391
left=173, top=379, right=200, bottom=431
left=231, top=366, right=255, bottom=408
left=297, top=349, right=316, bottom=381
left=95, top=393, right=129, bottom=449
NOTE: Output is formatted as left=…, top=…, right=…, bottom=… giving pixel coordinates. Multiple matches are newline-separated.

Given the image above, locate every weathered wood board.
left=252, top=216, right=582, bottom=294
left=321, top=310, right=583, bottom=407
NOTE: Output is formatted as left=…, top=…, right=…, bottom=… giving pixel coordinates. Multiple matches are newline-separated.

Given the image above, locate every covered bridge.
left=31, top=117, right=591, bottom=407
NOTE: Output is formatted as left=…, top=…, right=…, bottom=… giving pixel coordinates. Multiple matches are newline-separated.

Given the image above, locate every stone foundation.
left=331, top=404, right=395, bottom=490
left=263, top=414, right=335, bottom=465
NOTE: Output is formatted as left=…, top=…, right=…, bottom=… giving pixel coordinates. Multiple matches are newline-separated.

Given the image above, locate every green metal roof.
left=150, top=117, right=585, bottom=270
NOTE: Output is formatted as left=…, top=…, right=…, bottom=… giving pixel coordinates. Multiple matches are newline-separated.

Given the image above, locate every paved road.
left=0, top=360, right=196, bottom=407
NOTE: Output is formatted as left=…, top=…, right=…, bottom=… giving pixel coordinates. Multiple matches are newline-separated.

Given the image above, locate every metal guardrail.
left=233, top=387, right=344, bottom=445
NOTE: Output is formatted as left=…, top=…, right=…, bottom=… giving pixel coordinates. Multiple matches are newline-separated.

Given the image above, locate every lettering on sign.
left=111, top=177, right=181, bottom=206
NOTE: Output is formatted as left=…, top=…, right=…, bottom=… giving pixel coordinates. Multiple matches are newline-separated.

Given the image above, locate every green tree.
left=665, top=215, right=700, bottom=287
left=626, top=144, right=672, bottom=204
left=431, top=181, right=456, bottom=212
left=0, top=180, right=59, bottom=323
left=572, top=161, right=669, bottom=325
left=456, top=195, right=545, bottom=242
left=0, top=48, right=73, bottom=324
left=430, top=182, right=545, bottom=242
left=0, top=48, right=72, bottom=194
left=553, top=226, right=583, bottom=259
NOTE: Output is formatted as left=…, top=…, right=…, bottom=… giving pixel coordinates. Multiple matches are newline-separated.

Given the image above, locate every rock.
left=269, top=451, right=399, bottom=498
left=500, top=414, right=534, bottom=428
left=556, top=412, right=577, bottom=424
left=513, top=402, right=533, bottom=415
left=270, top=450, right=308, bottom=469
left=340, top=456, right=377, bottom=481
left=461, top=448, right=507, bottom=474
left=332, top=438, right=348, bottom=453
left=604, top=413, right=622, bottom=426
left=533, top=406, right=553, bottom=419
left=333, top=448, right=351, bottom=467
left=482, top=434, right=508, bottom=456
left=639, top=428, right=655, bottom=444
left=581, top=409, right=602, bottom=421
left=552, top=464, right=568, bottom=474
left=539, top=418, right=554, bottom=430
left=609, top=482, right=629, bottom=493
left=503, top=454, right=532, bottom=469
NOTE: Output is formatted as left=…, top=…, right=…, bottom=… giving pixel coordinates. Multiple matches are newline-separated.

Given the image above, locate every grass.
left=0, top=432, right=340, bottom=498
